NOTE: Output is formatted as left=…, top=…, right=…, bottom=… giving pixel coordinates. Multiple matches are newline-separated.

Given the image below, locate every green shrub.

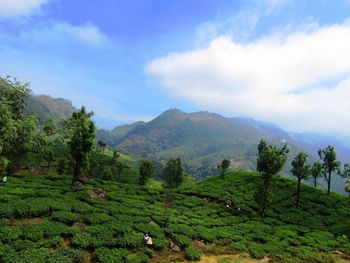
left=21, top=225, right=45, bottom=241
left=85, top=213, right=113, bottom=224
left=185, top=246, right=201, bottom=261
left=50, top=211, right=81, bottom=224
left=126, top=252, right=150, bottom=263
left=72, top=232, right=91, bottom=249
left=249, top=243, right=266, bottom=259
left=95, top=247, right=128, bottom=263
left=0, top=226, right=21, bottom=242
left=175, top=234, right=192, bottom=247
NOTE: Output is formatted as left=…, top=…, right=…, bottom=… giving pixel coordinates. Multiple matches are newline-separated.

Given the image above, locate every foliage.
left=218, top=159, right=230, bottom=178
left=256, top=140, right=289, bottom=217
left=162, top=157, right=184, bottom=188
left=291, top=152, right=310, bottom=207
left=64, top=106, right=95, bottom=184
left=310, top=161, right=324, bottom=187
left=318, top=146, right=341, bottom=195
left=0, top=170, right=349, bottom=262
left=138, top=160, right=154, bottom=185
left=185, top=246, right=201, bottom=261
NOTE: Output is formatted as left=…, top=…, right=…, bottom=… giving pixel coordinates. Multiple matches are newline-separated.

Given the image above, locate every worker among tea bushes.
left=144, top=233, right=153, bottom=247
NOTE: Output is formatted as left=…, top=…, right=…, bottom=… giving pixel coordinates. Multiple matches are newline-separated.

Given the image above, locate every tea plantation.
left=0, top=171, right=350, bottom=262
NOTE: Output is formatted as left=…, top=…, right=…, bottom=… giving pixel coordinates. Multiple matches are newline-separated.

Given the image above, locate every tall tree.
left=0, top=77, right=38, bottom=175
left=318, top=146, right=340, bottom=195
left=310, top=162, right=323, bottom=187
left=291, top=152, right=310, bottom=207
left=139, top=160, right=154, bottom=185
left=97, top=140, right=106, bottom=153
left=341, top=163, right=350, bottom=197
left=218, top=159, right=230, bottom=178
left=345, top=179, right=350, bottom=197
left=256, top=139, right=289, bottom=217
left=162, top=157, right=184, bottom=188
left=65, top=106, right=95, bottom=185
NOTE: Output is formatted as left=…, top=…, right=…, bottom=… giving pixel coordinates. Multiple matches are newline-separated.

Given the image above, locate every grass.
left=0, top=171, right=349, bottom=262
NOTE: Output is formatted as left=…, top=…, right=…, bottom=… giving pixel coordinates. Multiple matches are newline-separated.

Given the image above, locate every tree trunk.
left=314, top=177, right=317, bottom=187
left=72, top=155, right=82, bottom=185
left=296, top=178, right=301, bottom=208
left=46, top=160, right=51, bottom=174
left=261, top=177, right=270, bottom=218
left=327, top=171, right=331, bottom=195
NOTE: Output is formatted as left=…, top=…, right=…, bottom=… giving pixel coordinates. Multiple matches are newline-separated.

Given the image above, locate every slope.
left=0, top=172, right=349, bottom=262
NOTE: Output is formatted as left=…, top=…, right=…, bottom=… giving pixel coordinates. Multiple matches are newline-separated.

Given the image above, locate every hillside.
left=0, top=172, right=349, bottom=262
left=97, top=109, right=349, bottom=193
left=25, top=95, right=77, bottom=124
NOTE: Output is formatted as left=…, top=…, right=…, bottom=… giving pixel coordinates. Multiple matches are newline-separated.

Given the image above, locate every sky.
left=1, top=0, right=350, bottom=138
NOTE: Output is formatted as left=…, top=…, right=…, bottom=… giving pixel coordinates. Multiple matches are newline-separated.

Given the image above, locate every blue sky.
left=1, top=0, right=350, bottom=137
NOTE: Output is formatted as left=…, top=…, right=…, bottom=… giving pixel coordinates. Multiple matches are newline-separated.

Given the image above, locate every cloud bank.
left=0, top=0, right=48, bottom=17
left=146, top=20, right=350, bottom=135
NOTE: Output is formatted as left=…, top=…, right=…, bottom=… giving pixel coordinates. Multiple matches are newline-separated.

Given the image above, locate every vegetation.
left=310, top=162, right=323, bottom=187
left=318, top=146, right=341, bottom=195
left=218, top=159, right=230, bottom=178
left=64, top=107, right=96, bottom=185
left=0, top=172, right=349, bottom=262
left=256, top=140, right=289, bottom=217
left=1, top=77, right=350, bottom=262
left=162, top=157, right=184, bottom=189
left=291, top=152, right=310, bottom=208
left=138, top=160, right=154, bottom=185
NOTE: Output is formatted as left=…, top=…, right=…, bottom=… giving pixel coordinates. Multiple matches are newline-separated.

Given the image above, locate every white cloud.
left=263, top=0, right=290, bottom=13
left=146, top=20, right=350, bottom=136
left=19, top=22, right=110, bottom=46
left=0, top=0, right=48, bottom=17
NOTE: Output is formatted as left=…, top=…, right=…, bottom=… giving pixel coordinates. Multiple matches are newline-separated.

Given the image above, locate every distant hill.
left=25, top=95, right=76, bottom=124
left=97, top=109, right=349, bottom=194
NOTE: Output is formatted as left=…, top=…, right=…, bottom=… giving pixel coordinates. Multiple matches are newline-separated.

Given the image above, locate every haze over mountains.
left=28, top=94, right=349, bottom=194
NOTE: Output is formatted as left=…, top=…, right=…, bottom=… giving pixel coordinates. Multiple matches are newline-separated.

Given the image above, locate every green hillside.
left=97, top=109, right=308, bottom=179
left=25, top=95, right=76, bottom=124
left=0, top=172, right=349, bottom=262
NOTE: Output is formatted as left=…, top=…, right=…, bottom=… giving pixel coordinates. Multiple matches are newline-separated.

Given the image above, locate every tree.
left=291, top=152, right=310, bottom=207
left=345, top=179, right=350, bottom=197
left=40, top=146, right=54, bottom=174
left=218, top=159, right=230, bottom=178
left=162, top=157, right=184, bottom=188
left=65, top=106, right=95, bottom=185
left=256, top=139, right=289, bottom=217
left=0, top=77, right=38, bottom=174
left=138, top=160, right=154, bottom=185
left=97, top=140, right=106, bottom=153
left=318, top=146, right=340, bottom=195
left=310, top=162, right=323, bottom=187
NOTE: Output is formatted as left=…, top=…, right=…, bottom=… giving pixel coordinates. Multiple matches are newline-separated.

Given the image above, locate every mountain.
left=25, top=95, right=76, bottom=124
left=97, top=109, right=349, bottom=194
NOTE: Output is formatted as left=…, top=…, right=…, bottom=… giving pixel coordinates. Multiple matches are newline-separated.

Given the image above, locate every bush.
left=249, top=243, right=266, bottom=259
left=126, top=252, right=150, bottom=263
left=185, top=246, right=201, bottom=261
left=95, top=247, right=128, bottom=263
left=175, top=234, right=192, bottom=248
left=72, top=232, right=91, bottom=249
left=50, top=211, right=81, bottom=224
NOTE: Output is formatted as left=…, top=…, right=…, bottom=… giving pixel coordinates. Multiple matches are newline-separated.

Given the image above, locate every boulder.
left=170, top=241, right=181, bottom=252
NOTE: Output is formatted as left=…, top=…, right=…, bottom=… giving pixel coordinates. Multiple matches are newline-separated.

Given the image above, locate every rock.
left=77, top=175, right=90, bottom=184
left=87, top=188, right=106, bottom=198
left=170, top=241, right=181, bottom=252
left=193, top=240, right=207, bottom=251
left=258, top=256, right=271, bottom=263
